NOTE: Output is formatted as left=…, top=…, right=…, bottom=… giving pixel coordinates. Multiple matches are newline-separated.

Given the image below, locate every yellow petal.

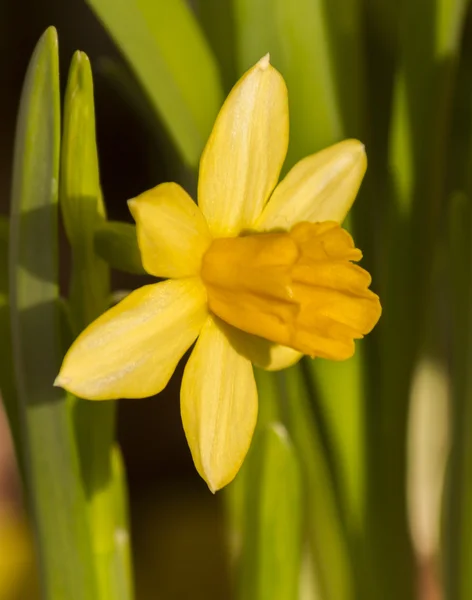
left=220, top=324, right=303, bottom=371
left=55, top=278, right=207, bottom=399
left=181, top=316, right=258, bottom=492
left=198, top=55, right=289, bottom=237
left=255, top=139, right=367, bottom=231
left=128, top=182, right=212, bottom=278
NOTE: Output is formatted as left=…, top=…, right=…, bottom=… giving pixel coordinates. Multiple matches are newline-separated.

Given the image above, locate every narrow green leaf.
left=95, top=221, right=146, bottom=275
left=61, top=51, right=110, bottom=333
left=282, top=365, right=354, bottom=600
left=389, top=0, right=468, bottom=216
left=9, top=27, right=96, bottom=600
left=61, top=51, right=132, bottom=600
left=444, top=192, right=472, bottom=600
left=111, top=445, right=134, bottom=600
left=224, top=368, right=281, bottom=570
left=238, top=423, right=302, bottom=600
left=308, top=351, right=365, bottom=534
left=234, top=0, right=363, bottom=166
left=196, top=0, right=238, bottom=93
left=86, top=0, right=223, bottom=166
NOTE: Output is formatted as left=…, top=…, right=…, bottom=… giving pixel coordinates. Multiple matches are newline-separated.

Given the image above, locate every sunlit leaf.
left=238, top=424, right=302, bottom=600
left=61, top=50, right=132, bottom=600
left=86, top=0, right=223, bottom=166
left=9, top=27, right=96, bottom=600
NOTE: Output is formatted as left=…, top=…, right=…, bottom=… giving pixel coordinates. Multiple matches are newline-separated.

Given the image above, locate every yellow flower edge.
left=55, top=55, right=381, bottom=492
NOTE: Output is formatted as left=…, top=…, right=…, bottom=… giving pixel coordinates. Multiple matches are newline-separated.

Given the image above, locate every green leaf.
left=238, top=423, right=302, bottom=600
left=196, top=0, right=238, bottom=93
left=224, top=368, right=281, bottom=568
left=282, top=365, right=354, bottom=600
left=95, top=221, right=146, bottom=275
left=444, top=192, right=472, bottom=600
left=86, top=0, right=223, bottom=166
left=9, top=27, right=96, bottom=600
left=110, top=445, right=134, bottom=600
left=61, top=51, right=133, bottom=600
left=61, top=51, right=110, bottom=334
left=234, top=0, right=361, bottom=166
left=389, top=0, right=468, bottom=217
left=308, top=351, right=365, bottom=534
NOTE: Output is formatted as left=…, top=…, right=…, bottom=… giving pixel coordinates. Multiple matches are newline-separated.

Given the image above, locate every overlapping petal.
left=55, top=278, right=208, bottom=400
left=198, top=55, right=289, bottom=237
left=223, top=325, right=303, bottom=371
left=129, top=182, right=212, bottom=278
left=181, top=316, right=258, bottom=492
left=255, top=139, right=367, bottom=231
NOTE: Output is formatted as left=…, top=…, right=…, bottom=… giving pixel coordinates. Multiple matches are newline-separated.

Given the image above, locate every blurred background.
left=0, top=0, right=469, bottom=599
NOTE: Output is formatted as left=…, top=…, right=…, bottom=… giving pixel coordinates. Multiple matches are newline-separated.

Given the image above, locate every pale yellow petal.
left=198, top=55, right=289, bottom=237
left=128, top=182, right=212, bottom=278
left=256, top=139, right=367, bottom=231
left=221, top=324, right=303, bottom=371
left=55, top=278, right=207, bottom=400
left=181, top=316, right=258, bottom=492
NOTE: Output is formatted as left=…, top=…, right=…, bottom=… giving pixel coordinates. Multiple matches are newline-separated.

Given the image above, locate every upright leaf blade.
left=234, top=0, right=363, bottom=166
left=86, top=0, right=223, bottom=166
left=61, top=51, right=133, bottom=600
left=9, top=27, right=96, bottom=600
left=444, top=193, right=472, bottom=600
left=238, top=424, right=302, bottom=600
left=283, top=365, right=355, bottom=600
left=61, top=51, right=110, bottom=332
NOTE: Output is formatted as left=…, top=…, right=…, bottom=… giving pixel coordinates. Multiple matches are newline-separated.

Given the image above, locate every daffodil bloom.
left=56, top=55, right=381, bottom=492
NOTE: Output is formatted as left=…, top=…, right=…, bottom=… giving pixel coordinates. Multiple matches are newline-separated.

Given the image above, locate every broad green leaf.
left=86, top=0, right=223, bottom=167
left=9, top=27, right=96, bottom=600
left=238, top=424, right=302, bottom=600
left=95, top=221, right=146, bottom=275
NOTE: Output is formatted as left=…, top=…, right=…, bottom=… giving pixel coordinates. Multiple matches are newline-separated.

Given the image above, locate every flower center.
left=200, top=222, right=381, bottom=360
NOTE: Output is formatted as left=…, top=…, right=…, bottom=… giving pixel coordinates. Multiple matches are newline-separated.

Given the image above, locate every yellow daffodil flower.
left=55, top=55, right=381, bottom=492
